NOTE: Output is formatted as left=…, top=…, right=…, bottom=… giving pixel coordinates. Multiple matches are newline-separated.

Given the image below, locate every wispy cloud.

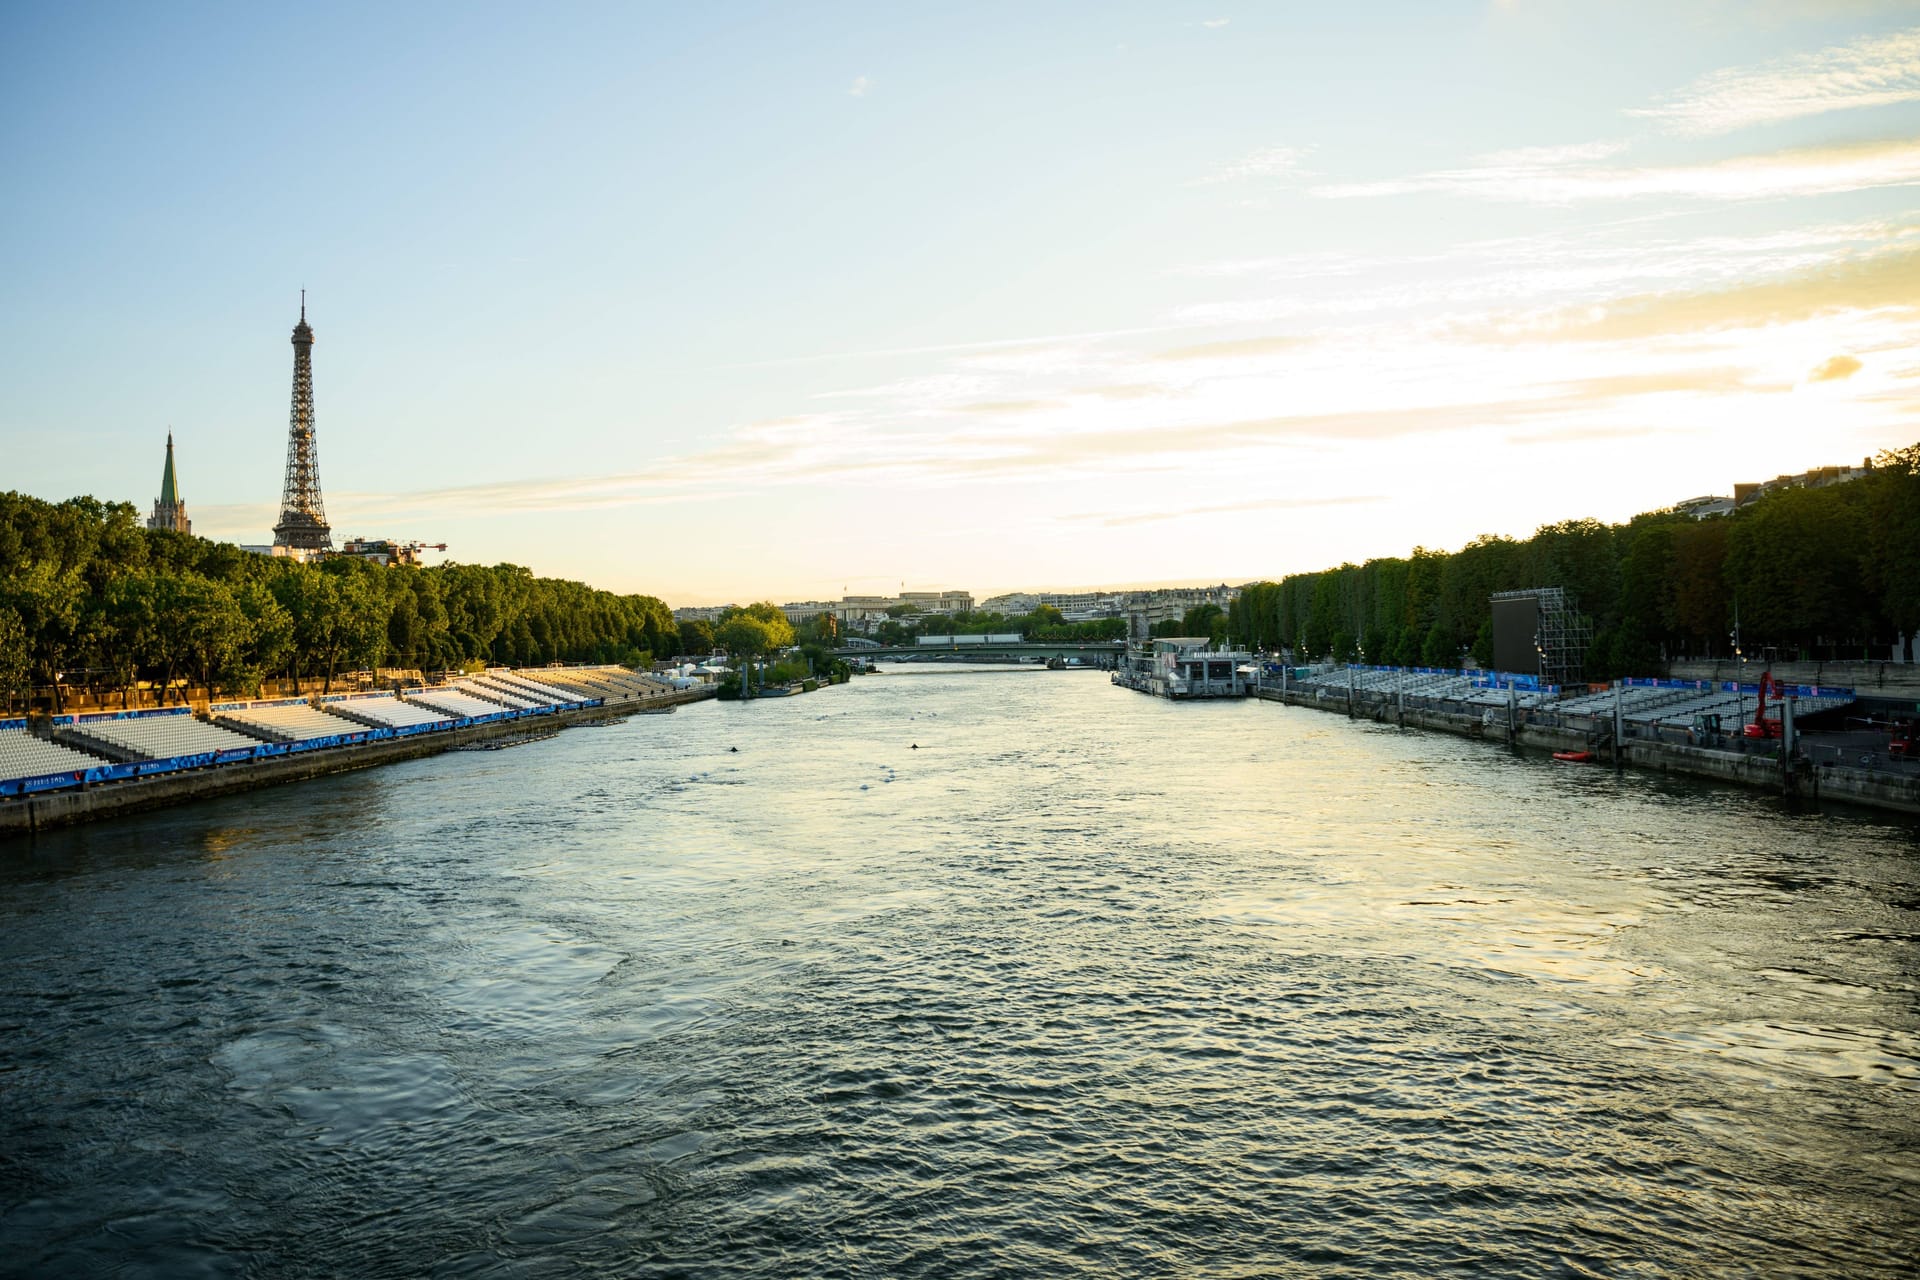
left=1156, top=335, right=1309, bottom=361
left=1314, top=137, right=1920, bottom=204
left=1630, top=27, right=1920, bottom=135
left=1181, top=218, right=1920, bottom=335
left=278, top=219, right=1920, bottom=546
left=1811, top=354, right=1865, bottom=381
left=1201, top=144, right=1312, bottom=184
left=1486, top=242, right=1920, bottom=340
left=1201, top=17, right=1231, bottom=29
left=1077, top=495, right=1381, bottom=528
left=849, top=75, right=872, bottom=97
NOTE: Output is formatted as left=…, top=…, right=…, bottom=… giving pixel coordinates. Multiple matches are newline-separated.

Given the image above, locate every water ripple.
left=2, top=668, right=1917, bottom=1277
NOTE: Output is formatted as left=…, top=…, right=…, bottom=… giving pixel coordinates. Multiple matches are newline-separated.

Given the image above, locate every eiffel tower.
left=272, top=291, right=332, bottom=550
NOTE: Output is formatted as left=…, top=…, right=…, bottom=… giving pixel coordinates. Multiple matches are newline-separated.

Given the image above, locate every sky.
left=3, top=1, right=1918, bottom=605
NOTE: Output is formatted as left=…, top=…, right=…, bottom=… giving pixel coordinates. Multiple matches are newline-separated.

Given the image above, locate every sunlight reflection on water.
left=2, top=666, right=1917, bottom=1277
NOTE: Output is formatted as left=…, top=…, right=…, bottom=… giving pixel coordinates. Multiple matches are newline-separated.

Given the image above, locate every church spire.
left=159, top=430, right=179, bottom=505
left=146, top=430, right=191, bottom=534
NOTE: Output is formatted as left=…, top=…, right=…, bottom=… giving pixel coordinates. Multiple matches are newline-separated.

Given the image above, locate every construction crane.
left=1742, top=670, right=1785, bottom=739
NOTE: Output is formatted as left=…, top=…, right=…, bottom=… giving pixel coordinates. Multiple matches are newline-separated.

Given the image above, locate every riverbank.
left=1667, top=658, right=1920, bottom=701
left=1, top=686, right=715, bottom=838
left=1257, top=687, right=1920, bottom=816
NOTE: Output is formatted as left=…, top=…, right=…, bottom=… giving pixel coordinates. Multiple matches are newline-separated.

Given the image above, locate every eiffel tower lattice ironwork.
left=272, top=291, right=332, bottom=550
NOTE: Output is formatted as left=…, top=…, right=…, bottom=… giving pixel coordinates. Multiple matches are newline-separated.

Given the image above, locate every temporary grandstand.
left=405, top=687, right=520, bottom=722
left=514, top=665, right=672, bottom=702
left=0, top=722, right=109, bottom=795
left=1283, top=664, right=1857, bottom=746
left=462, top=679, right=544, bottom=710
left=4, top=665, right=694, bottom=808
left=1292, top=666, right=1559, bottom=711
left=489, top=672, right=590, bottom=705
left=322, top=694, right=456, bottom=735
left=213, top=699, right=379, bottom=748
left=60, top=708, right=264, bottom=761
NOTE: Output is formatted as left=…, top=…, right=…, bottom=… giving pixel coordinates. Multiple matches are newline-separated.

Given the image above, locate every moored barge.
left=1112, top=637, right=1258, bottom=699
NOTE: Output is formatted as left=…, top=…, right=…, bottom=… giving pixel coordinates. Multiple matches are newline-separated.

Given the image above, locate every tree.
left=0, top=561, right=84, bottom=711
left=1181, top=603, right=1224, bottom=640
left=171, top=574, right=250, bottom=696
left=233, top=579, right=295, bottom=694
left=677, top=617, right=715, bottom=656
left=1470, top=619, right=1496, bottom=670
left=0, top=607, right=28, bottom=710
left=717, top=602, right=795, bottom=655
left=716, top=615, right=780, bottom=660
left=1867, top=444, right=1920, bottom=660
left=1669, top=519, right=1729, bottom=656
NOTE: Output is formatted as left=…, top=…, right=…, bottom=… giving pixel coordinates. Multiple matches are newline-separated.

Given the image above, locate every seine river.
left=3, top=667, right=1917, bottom=1277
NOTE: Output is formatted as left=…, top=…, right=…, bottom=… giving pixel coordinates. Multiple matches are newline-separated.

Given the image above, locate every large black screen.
left=1491, top=595, right=1539, bottom=675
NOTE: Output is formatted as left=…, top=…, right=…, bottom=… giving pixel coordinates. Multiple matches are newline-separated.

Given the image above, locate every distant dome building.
left=146, top=431, right=191, bottom=534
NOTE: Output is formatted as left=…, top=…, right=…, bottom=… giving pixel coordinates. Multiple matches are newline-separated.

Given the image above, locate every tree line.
left=1225, top=443, right=1920, bottom=678
left=0, top=492, right=678, bottom=709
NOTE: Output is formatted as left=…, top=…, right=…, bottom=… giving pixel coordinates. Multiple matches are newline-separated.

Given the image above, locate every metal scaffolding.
left=1493, top=587, right=1592, bottom=687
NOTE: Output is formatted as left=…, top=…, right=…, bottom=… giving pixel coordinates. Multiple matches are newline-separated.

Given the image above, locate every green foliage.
left=1232, top=445, right=1920, bottom=675
left=0, top=490, right=678, bottom=702
left=677, top=617, right=716, bottom=655
left=715, top=602, right=796, bottom=659
left=1181, top=603, right=1225, bottom=642
left=0, top=607, right=28, bottom=707
left=764, top=658, right=809, bottom=685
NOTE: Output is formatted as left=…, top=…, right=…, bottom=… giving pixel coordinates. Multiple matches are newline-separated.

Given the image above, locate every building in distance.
left=338, top=538, right=447, bottom=567
left=1674, top=456, right=1876, bottom=519
left=673, top=604, right=737, bottom=624
left=145, top=431, right=191, bottom=534
left=980, top=585, right=1240, bottom=631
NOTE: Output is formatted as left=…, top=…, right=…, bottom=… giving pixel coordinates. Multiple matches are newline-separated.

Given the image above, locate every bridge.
left=833, top=641, right=1125, bottom=664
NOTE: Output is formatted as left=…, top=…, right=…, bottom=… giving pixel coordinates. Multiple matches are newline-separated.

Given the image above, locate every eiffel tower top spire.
left=272, top=293, right=331, bottom=550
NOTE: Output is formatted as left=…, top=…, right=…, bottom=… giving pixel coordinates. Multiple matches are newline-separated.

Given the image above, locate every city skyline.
left=4, top=3, right=1919, bottom=604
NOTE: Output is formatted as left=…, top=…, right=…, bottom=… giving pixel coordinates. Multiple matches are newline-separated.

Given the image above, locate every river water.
left=2, top=667, right=1917, bottom=1278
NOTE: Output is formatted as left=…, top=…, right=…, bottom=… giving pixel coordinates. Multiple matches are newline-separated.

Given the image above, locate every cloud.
left=1629, top=27, right=1920, bottom=136
left=1201, top=145, right=1312, bottom=184
left=958, top=399, right=1065, bottom=414
left=849, top=75, right=872, bottom=97
left=1496, top=244, right=1920, bottom=341
left=1558, top=368, right=1778, bottom=399
left=1081, top=495, right=1382, bottom=528
left=1201, top=17, right=1231, bottom=28
left=1811, top=354, right=1865, bottom=381
left=1155, top=335, right=1309, bottom=361
left=1313, top=137, right=1920, bottom=204
left=721, top=322, right=1177, bottom=369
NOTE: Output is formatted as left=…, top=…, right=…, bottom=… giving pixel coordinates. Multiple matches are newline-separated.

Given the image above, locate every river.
left=2, top=666, right=1917, bottom=1277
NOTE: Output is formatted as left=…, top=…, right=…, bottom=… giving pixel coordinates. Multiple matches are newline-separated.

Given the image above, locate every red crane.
left=1742, top=670, right=1785, bottom=739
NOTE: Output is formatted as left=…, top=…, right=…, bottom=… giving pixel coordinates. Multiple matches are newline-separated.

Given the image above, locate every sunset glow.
left=3, top=3, right=1916, bottom=602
